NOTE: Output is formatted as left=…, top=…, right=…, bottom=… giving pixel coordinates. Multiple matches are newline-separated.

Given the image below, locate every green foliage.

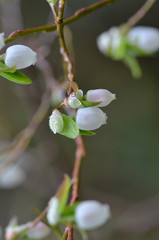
left=79, top=129, right=96, bottom=136
left=56, top=175, right=71, bottom=214
left=60, top=115, right=79, bottom=139
left=0, top=62, right=32, bottom=84
left=81, top=100, right=101, bottom=107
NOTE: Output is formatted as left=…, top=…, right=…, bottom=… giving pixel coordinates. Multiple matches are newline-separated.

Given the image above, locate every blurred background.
left=0, top=0, right=159, bottom=239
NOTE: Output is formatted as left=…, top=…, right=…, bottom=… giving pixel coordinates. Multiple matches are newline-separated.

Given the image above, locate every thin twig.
left=5, top=0, right=116, bottom=44
left=126, top=0, right=157, bottom=29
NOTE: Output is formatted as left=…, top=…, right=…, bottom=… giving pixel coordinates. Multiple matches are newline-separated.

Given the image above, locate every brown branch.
left=126, top=0, right=157, bottom=29
left=5, top=0, right=116, bottom=44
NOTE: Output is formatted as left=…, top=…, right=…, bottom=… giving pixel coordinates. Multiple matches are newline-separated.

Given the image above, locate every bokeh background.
left=0, top=0, right=159, bottom=239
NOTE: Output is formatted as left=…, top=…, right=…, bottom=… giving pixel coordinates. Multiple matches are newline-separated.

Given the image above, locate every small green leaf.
left=60, top=115, right=79, bottom=139
left=123, top=55, right=142, bottom=79
left=62, top=203, right=79, bottom=216
left=56, top=175, right=71, bottom=214
left=79, top=129, right=96, bottom=136
left=0, top=62, right=32, bottom=84
left=81, top=100, right=101, bottom=107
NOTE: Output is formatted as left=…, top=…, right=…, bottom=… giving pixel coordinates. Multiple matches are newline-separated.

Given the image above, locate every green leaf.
left=123, top=55, right=142, bottom=79
left=0, top=62, right=32, bottom=84
left=79, top=129, right=96, bottom=136
left=81, top=100, right=101, bottom=107
left=56, top=175, right=71, bottom=214
left=60, top=115, right=79, bottom=139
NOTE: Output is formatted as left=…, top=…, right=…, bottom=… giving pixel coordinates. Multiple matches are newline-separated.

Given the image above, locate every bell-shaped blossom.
left=5, top=45, right=37, bottom=69
left=0, top=33, right=5, bottom=50
left=86, top=89, right=116, bottom=107
left=27, top=222, right=50, bottom=239
left=76, top=107, right=107, bottom=130
left=49, top=109, right=64, bottom=134
left=127, top=26, right=159, bottom=54
left=75, top=200, right=111, bottom=230
left=0, top=165, right=26, bottom=189
left=46, top=197, right=60, bottom=226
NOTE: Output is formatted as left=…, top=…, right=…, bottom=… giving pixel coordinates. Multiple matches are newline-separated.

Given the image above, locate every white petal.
left=47, top=197, right=60, bottom=225
left=86, top=89, right=116, bottom=107
left=127, top=26, right=159, bottom=53
left=75, top=201, right=111, bottom=230
left=97, top=32, right=111, bottom=54
left=5, top=45, right=37, bottom=69
left=76, top=107, right=107, bottom=130
left=27, top=222, right=50, bottom=239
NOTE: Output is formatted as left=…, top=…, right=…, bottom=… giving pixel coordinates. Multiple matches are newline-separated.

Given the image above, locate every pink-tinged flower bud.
left=5, top=222, right=31, bottom=240
left=76, top=107, right=107, bottom=130
left=27, top=222, right=50, bottom=239
left=5, top=45, right=37, bottom=69
left=49, top=110, right=64, bottom=134
left=75, top=201, right=111, bottom=230
left=46, top=197, right=60, bottom=225
left=0, top=33, right=5, bottom=50
left=127, top=26, right=159, bottom=54
left=86, top=89, right=116, bottom=107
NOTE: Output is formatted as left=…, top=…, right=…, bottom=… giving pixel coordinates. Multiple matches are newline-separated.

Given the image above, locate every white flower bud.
left=76, top=107, right=107, bottom=130
left=127, top=26, right=159, bottom=54
left=49, top=109, right=64, bottom=134
left=0, top=33, right=5, bottom=50
left=70, top=89, right=83, bottom=99
left=68, top=96, right=83, bottom=109
left=47, top=197, right=60, bottom=226
left=97, top=31, right=111, bottom=53
left=27, top=222, right=50, bottom=239
left=5, top=45, right=37, bottom=69
left=86, top=89, right=116, bottom=107
left=75, top=201, right=111, bottom=230
left=0, top=165, right=26, bottom=189
left=97, top=27, right=121, bottom=54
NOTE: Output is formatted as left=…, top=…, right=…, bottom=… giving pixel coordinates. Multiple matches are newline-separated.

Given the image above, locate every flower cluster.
left=97, top=26, right=159, bottom=78
left=97, top=26, right=159, bottom=56
left=49, top=88, right=116, bottom=138
left=46, top=197, right=111, bottom=231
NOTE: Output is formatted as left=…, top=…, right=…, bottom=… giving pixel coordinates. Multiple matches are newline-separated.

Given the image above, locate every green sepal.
left=81, top=100, right=101, bottom=107
left=0, top=62, right=32, bottom=84
left=60, top=115, right=79, bottom=139
left=0, top=65, right=16, bottom=73
left=123, top=54, right=142, bottom=79
left=79, top=129, right=96, bottom=136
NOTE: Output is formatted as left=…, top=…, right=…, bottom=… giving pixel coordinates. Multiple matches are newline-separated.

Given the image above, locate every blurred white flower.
left=47, top=197, right=60, bottom=225
left=127, top=26, right=159, bottom=54
left=75, top=200, right=111, bottom=230
left=86, top=89, right=116, bottom=107
left=27, top=222, right=50, bottom=239
left=0, top=33, right=5, bottom=50
left=76, top=107, right=107, bottom=130
left=97, top=27, right=121, bottom=54
left=5, top=222, right=31, bottom=240
left=5, top=45, right=37, bottom=69
left=0, top=165, right=26, bottom=189
left=49, top=109, right=64, bottom=134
